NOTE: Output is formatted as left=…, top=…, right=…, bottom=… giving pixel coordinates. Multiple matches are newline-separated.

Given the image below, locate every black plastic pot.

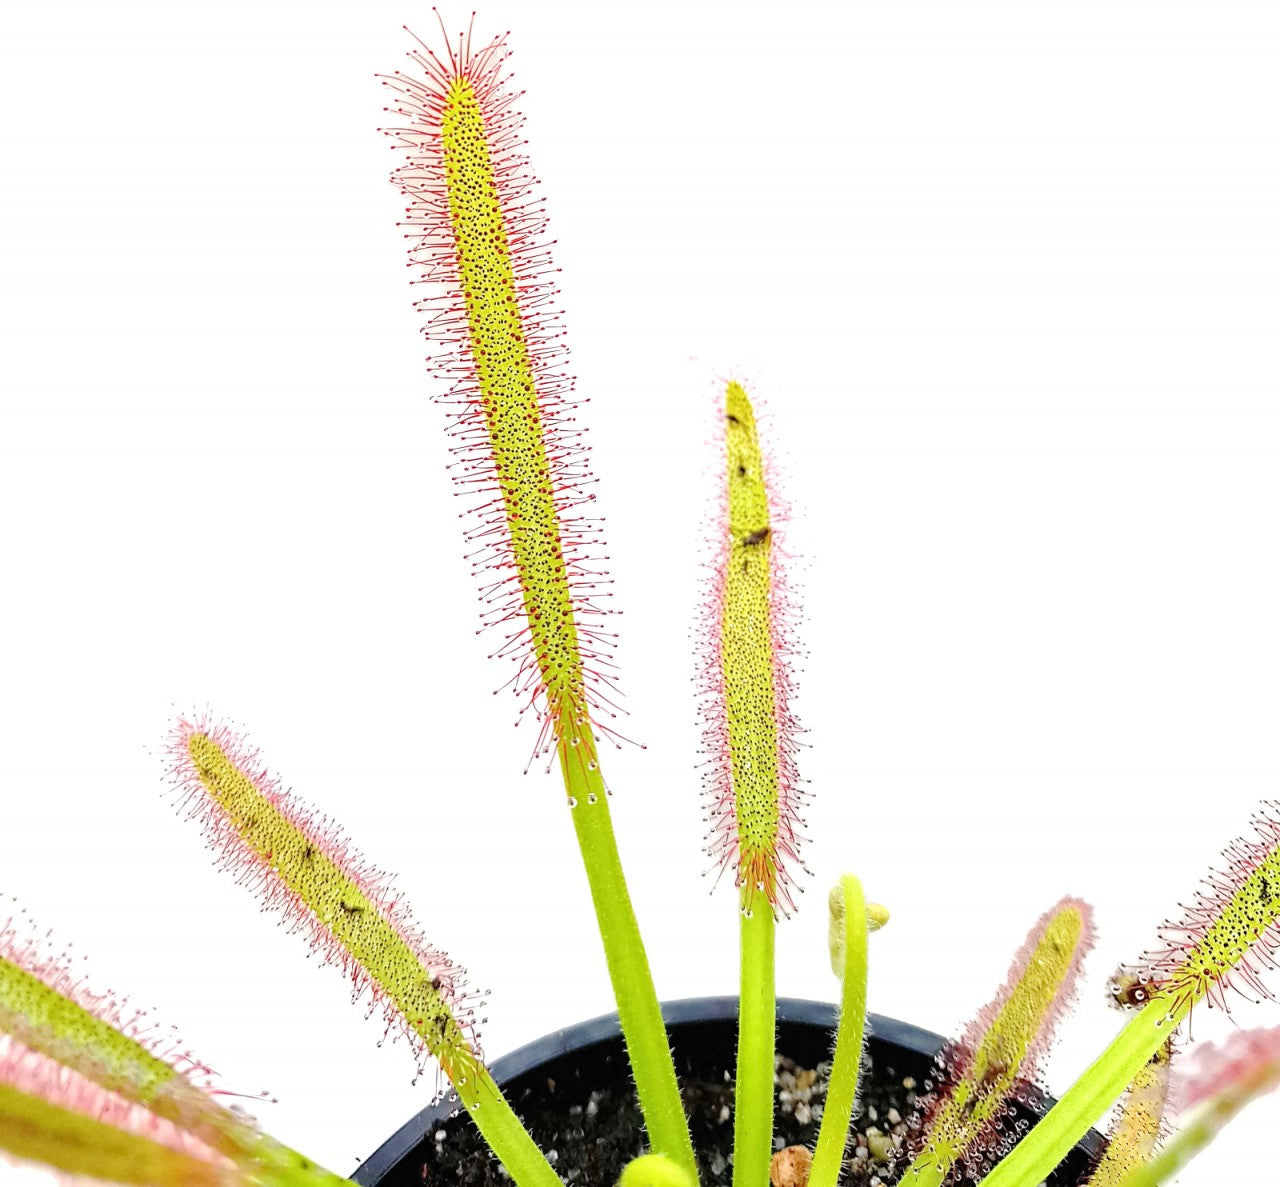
left=353, top=997, right=1099, bottom=1187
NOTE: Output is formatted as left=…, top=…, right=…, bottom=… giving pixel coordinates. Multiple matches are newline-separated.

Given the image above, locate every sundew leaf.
left=904, top=898, right=1094, bottom=1187
left=694, top=378, right=808, bottom=1187
left=1, top=907, right=224, bottom=1131
left=1170, top=1024, right=1280, bottom=1114
left=1, top=908, right=346, bottom=1187
left=166, top=715, right=563, bottom=1187
left=3, top=911, right=310, bottom=1178
left=1133, top=801, right=1280, bottom=1014
left=379, top=22, right=622, bottom=773
left=166, top=716, right=481, bottom=1087
left=697, top=378, right=808, bottom=918
left=0, top=1080, right=229, bottom=1187
left=809, top=876, right=882, bottom=1187
left=379, top=25, right=695, bottom=1177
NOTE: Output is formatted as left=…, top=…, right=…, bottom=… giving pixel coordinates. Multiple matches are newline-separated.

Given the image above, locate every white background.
left=2, top=1, right=1279, bottom=1184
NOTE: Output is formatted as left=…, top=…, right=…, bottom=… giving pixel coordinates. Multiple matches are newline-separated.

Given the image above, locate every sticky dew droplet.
left=567, top=796, right=577, bottom=808
left=587, top=792, right=598, bottom=805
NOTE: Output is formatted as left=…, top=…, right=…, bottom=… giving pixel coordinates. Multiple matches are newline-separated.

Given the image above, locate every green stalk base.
left=981, top=998, right=1188, bottom=1187
left=457, top=1067, right=564, bottom=1187
left=733, top=901, right=776, bottom=1187
left=562, top=746, right=699, bottom=1186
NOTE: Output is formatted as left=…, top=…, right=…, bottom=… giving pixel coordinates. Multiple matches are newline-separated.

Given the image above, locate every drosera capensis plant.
left=5, top=15, right=1280, bottom=1187
left=697, top=378, right=809, bottom=1187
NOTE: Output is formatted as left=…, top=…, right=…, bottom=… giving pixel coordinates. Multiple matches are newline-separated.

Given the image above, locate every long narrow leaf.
left=168, top=716, right=560, bottom=1187
left=905, top=898, right=1094, bottom=1187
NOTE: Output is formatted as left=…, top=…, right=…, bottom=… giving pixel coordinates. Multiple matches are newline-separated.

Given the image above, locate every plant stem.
left=246, top=1140, right=365, bottom=1187
left=733, top=899, right=777, bottom=1187
left=451, top=1065, right=565, bottom=1187
left=561, top=738, right=699, bottom=1185
left=979, top=996, right=1188, bottom=1187
left=810, top=875, right=869, bottom=1187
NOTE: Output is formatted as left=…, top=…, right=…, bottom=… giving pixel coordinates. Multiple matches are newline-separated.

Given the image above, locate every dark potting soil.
left=415, top=1050, right=1090, bottom=1187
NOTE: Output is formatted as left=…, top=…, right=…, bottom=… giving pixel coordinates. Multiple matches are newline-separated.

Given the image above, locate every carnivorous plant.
left=3, top=17, right=1280, bottom=1187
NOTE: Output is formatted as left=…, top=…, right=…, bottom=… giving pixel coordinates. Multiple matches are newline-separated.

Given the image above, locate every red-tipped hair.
left=165, top=714, right=481, bottom=1082
left=378, top=22, right=623, bottom=767
left=1134, top=803, right=1280, bottom=1013
left=695, top=376, right=809, bottom=916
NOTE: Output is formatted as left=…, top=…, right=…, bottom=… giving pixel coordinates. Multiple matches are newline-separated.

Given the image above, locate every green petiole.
left=562, top=733, right=699, bottom=1184
left=733, top=897, right=776, bottom=1187
left=809, top=874, right=872, bottom=1187
left=456, top=1065, right=570, bottom=1187
left=980, top=996, right=1186, bottom=1187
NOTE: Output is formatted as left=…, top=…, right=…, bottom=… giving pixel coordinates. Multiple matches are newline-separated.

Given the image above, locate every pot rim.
left=353, top=996, right=946, bottom=1185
